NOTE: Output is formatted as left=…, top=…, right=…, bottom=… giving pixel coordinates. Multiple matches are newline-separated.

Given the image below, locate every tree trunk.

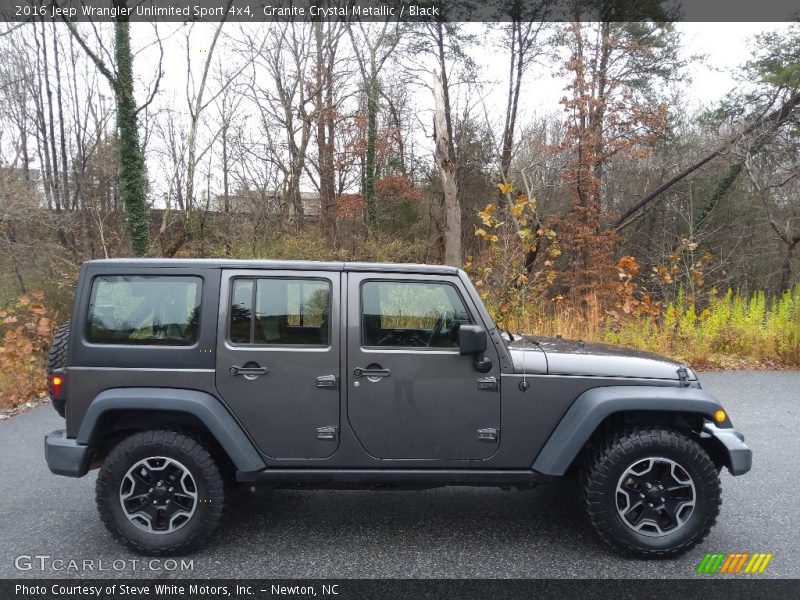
left=221, top=123, right=230, bottom=213
left=290, top=166, right=304, bottom=227
left=500, top=18, right=523, bottom=185
left=35, top=19, right=71, bottom=251
left=40, top=18, right=62, bottom=213
left=114, top=8, right=150, bottom=256
left=52, top=21, right=71, bottom=212
left=590, top=21, right=611, bottom=218
left=7, top=224, right=27, bottom=294
left=364, top=65, right=380, bottom=227
left=324, top=99, right=337, bottom=245
left=695, top=161, right=743, bottom=226
left=779, top=243, right=795, bottom=292
left=433, top=68, right=461, bottom=268
left=315, top=21, right=337, bottom=247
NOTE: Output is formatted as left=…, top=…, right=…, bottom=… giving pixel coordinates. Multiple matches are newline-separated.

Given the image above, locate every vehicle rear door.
left=215, top=270, right=341, bottom=459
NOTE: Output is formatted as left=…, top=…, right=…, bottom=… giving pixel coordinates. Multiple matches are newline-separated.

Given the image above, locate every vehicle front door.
left=346, top=273, right=501, bottom=460
left=215, top=270, right=340, bottom=459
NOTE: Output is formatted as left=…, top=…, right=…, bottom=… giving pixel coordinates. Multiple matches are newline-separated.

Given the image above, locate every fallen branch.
left=614, top=91, right=800, bottom=230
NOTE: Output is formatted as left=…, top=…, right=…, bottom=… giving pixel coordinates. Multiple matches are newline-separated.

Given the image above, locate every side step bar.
left=236, top=468, right=551, bottom=489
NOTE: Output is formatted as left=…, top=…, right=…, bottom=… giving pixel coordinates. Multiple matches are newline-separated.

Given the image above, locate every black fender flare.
left=77, top=387, right=266, bottom=473
left=531, top=385, right=724, bottom=476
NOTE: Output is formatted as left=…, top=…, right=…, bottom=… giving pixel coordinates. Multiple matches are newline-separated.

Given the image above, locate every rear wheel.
left=96, top=430, right=225, bottom=555
left=582, top=427, right=721, bottom=557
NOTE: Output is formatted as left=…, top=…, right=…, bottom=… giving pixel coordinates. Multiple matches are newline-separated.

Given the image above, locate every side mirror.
left=459, top=325, right=493, bottom=374
left=458, top=325, right=487, bottom=355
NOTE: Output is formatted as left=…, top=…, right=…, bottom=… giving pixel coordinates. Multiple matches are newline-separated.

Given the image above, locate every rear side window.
left=228, top=278, right=331, bottom=346
left=86, top=276, right=201, bottom=346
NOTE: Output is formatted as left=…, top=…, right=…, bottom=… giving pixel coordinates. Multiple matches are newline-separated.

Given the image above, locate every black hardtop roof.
left=85, top=258, right=460, bottom=276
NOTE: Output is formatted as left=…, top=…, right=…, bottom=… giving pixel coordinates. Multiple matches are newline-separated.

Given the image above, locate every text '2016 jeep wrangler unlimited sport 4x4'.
left=44, top=259, right=751, bottom=557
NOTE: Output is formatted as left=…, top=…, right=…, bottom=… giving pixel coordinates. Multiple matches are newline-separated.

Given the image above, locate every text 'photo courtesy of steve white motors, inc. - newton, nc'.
left=15, top=583, right=338, bottom=597
left=10, top=2, right=439, bottom=19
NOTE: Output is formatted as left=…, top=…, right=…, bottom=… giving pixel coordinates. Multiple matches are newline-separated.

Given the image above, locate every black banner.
left=0, top=0, right=798, bottom=23
left=3, top=579, right=800, bottom=600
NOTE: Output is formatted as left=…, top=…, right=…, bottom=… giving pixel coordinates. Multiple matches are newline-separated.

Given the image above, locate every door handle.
left=353, top=367, right=391, bottom=378
left=228, top=365, right=268, bottom=377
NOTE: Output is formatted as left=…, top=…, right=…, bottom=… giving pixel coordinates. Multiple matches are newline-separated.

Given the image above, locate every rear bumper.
left=44, top=430, right=90, bottom=477
left=703, top=423, right=752, bottom=476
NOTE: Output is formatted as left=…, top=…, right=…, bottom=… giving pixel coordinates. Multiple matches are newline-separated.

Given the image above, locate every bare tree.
left=433, top=67, right=460, bottom=267
left=745, top=149, right=800, bottom=290
left=347, top=21, right=401, bottom=227
left=312, top=19, right=346, bottom=247
left=614, top=92, right=800, bottom=230
left=213, top=62, right=248, bottom=216
left=158, top=10, right=247, bottom=257
left=406, top=21, right=475, bottom=267
left=498, top=2, right=548, bottom=188
left=243, top=23, right=316, bottom=230
left=59, top=3, right=164, bottom=255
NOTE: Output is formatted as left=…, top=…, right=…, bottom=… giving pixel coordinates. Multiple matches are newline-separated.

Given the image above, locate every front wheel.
left=96, top=430, right=226, bottom=555
left=582, top=427, right=721, bottom=558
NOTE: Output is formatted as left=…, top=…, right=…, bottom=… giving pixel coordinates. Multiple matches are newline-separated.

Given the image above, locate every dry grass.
left=0, top=292, right=54, bottom=409
left=0, top=363, right=48, bottom=410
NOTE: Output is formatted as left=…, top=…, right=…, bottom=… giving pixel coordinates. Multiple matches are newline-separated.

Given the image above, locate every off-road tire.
left=581, top=427, right=721, bottom=558
left=96, top=430, right=225, bottom=556
left=46, top=321, right=70, bottom=416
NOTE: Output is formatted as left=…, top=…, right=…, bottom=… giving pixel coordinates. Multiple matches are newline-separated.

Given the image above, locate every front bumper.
left=702, top=423, right=752, bottom=476
left=44, top=430, right=90, bottom=477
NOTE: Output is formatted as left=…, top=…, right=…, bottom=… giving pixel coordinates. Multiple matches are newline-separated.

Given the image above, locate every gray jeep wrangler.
left=44, top=259, right=751, bottom=557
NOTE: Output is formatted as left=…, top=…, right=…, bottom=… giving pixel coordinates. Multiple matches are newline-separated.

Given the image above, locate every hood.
left=506, top=335, right=695, bottom=381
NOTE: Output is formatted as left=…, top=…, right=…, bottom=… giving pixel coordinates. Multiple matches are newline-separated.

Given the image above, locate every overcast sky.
left=118, top=21, right=791, bottom=199
left=477, top=22, right=786, bottom=113
left=143, top=21, right=788, bottom=134
left=143, top=21, right=786, bottom=110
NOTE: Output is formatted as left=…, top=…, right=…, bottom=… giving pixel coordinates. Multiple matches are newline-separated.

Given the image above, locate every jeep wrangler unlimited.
left=44, top=259, right=751, bottom=557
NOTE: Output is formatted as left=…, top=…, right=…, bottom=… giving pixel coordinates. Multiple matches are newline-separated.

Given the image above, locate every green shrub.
left=602, top=285, right=800, bottom=367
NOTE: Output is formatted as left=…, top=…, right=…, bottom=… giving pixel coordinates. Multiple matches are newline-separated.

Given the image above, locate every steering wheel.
left=427, top=310, right=453, bottom=347
left=378, top=331, right=426, bottom=347
left=406, top=335, right=427, bottom=347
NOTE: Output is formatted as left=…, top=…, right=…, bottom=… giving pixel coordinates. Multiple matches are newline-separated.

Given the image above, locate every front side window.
left=87, top=276, right=201, bottom=346
left=229, top=278, right=331, bottom=346
left=361, top=280, right=472, bottom=348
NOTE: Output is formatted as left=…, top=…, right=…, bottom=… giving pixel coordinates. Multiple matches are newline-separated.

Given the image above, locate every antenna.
left=519, top=278, right=531, bottom=392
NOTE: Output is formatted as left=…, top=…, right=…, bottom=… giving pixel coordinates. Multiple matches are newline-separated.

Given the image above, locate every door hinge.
left=477, top=427, right=499, bottom=442
left=477, top=376, right=498, bottom=392
left=316, top=375, right=338, bottom=389
left=677, top=367, right=690, bottom=387
left=316, top=426, right=338, bottom=441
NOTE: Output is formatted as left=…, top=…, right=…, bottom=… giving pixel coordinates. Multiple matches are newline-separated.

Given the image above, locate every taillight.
left=49, top=372, right=65, bottom=399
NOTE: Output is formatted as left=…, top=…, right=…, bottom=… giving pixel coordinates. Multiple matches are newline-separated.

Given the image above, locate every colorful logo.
left=696, top=552, right=773, bottom=574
